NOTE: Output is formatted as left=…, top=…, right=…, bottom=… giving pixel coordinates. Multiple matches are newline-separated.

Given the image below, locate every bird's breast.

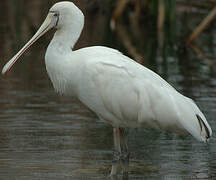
left=45, top=48, right=79, bottom=97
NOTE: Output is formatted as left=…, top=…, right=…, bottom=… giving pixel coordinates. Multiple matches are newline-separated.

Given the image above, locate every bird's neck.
left=45, top=24, right=83, bottom=96
left=51, top=24, right=82, bottom=51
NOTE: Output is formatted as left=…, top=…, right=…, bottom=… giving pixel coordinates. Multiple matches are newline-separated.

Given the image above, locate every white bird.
left=2, top=1, right=212, bottom=176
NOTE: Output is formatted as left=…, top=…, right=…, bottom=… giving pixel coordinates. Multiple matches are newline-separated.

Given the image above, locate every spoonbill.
left=2, top=1, right=212, bottom=176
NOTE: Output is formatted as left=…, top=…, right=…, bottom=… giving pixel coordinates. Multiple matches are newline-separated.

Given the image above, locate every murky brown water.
left=0, top=1, right=216, bottom=179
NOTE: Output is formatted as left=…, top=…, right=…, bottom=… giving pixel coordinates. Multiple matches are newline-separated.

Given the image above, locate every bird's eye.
left=50, top=11, right=59, bottom=17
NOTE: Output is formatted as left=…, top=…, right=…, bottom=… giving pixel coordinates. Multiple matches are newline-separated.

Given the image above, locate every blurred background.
left=0, top=0, right=216, bottom=179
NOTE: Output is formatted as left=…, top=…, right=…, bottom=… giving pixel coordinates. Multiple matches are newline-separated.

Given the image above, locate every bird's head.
left=50, top=1, right=84, bottom=30
left=2, top=1, right=84, bottom=75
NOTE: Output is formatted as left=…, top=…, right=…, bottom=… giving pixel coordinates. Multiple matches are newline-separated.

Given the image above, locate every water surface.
left=0, top=1, right=216, bottom=179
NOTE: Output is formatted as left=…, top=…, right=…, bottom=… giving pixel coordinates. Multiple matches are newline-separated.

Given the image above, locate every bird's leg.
left=110, top=127, right=122, bottom=176
left=119, top=128, right=130, bottom=159
left=119, top=128, right=130, bottom=178
left=110, top=127, right=130, bottom=177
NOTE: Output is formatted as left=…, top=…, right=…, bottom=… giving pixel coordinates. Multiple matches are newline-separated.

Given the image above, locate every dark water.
left=0, top=1, right=216, bottom=179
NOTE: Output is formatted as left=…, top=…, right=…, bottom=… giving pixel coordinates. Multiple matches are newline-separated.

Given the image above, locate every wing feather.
left=76, top=47, right=212, bottom=141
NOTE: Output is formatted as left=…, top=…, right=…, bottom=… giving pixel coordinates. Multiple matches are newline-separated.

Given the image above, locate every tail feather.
left=184, top=97, right=212, bottom=142
left=196, top=114, right=211, bottom=141
left=174, top=96, right=212, bottom=142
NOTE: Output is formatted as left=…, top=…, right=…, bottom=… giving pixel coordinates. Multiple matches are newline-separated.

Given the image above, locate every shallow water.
left=0, top=1, right=216, bottom=179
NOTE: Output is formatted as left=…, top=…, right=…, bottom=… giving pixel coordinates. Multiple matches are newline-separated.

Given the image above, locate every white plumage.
left=46, top=44, right=211, bottom=142
left=2, top=1, right=212, bottom=175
